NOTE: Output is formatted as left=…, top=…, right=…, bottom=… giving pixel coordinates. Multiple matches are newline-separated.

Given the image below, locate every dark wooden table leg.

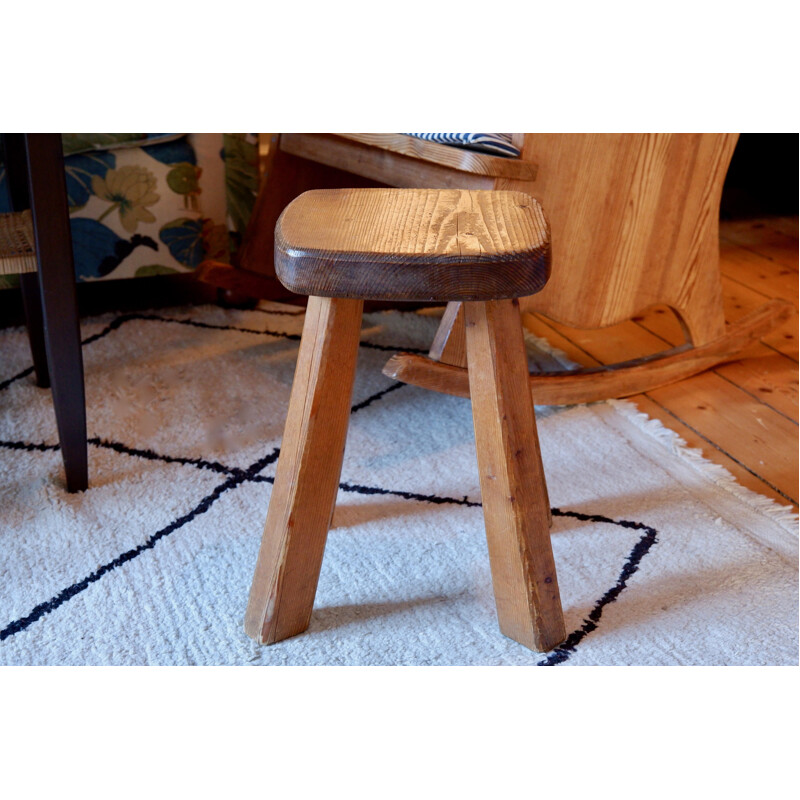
left=22, top=134, right=88, bottom=492
left=2, top=135, right=50, bottom=388
left=19, top=272, right=51, bottom=388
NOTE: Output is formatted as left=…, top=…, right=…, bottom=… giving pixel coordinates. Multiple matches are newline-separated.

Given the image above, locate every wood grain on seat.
left=274, top=188, right=551, bottom=301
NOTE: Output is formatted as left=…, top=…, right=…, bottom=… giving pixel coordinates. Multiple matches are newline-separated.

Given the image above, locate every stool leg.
left=465, top=299, right=566, bottom=652
left=245, top=295, right=364, bottom=644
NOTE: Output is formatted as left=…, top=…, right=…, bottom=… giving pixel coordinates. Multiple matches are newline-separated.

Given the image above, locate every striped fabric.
left=402, top=133, right=520, bottom=158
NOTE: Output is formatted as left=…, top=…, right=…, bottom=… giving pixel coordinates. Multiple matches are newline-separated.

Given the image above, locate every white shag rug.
left=1, top=301, right=797, bottom=666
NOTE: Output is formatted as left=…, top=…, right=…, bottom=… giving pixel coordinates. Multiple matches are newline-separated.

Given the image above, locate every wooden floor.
left=521, top=216, right=799, bottom=512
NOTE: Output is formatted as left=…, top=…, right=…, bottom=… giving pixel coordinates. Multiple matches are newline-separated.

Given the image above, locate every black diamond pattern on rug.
left=0, top=308, right=660, bottom=664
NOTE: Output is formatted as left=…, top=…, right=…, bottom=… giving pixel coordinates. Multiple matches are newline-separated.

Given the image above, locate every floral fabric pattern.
left=92, top=165, right=160, bottom=233
left=0, top=133, right=260, bottom=286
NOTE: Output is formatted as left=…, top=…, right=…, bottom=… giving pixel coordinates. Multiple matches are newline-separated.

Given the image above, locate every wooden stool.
left=244, top=188, right=567, bottom=652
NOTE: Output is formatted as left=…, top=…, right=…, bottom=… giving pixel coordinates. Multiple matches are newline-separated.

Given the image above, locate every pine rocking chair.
left=196, top=133, right=792, bottom=404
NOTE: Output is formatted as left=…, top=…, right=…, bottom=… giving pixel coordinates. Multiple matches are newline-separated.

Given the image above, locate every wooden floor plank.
left=625, top=299, right=797, bottom=434
left=543, top=316, right=669, bottom=363
left=631, top=305, right=798, bottom=423
left=714, top=357, right=799, bottom=423
left=720, top=216, right=799, bottom=239
left=630, top=394, right=796, bottom=509
left=720, top=217, right=799, bottom=271
left=763, top=217, right=799, bottom=238
left=762, top=325, right=799, bottom=362
left=539, top=311, right=799, bottom=505
left=720, top=276, right=798, bottom=360
left=719, top=241, right=799, bottom=306
left=633, top=305, right=688, bottom=346
left=646, top=371, right=798, bottom=504
left=524, top=308, right=799, bottom=509
left=521, top=312, right=601, bottom=368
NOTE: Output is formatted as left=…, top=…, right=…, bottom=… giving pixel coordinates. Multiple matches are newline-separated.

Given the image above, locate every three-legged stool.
left=244, top=188, right=566, bottom=652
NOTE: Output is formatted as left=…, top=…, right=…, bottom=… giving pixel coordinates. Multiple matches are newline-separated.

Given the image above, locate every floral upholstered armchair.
left=0, top=133, right=259, bottom=289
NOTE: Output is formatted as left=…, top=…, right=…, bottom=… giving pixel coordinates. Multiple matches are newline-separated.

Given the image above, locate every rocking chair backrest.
left=512, top=133, right=739, bottom=345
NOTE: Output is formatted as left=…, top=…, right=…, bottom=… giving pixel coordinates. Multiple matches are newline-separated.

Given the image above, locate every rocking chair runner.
left=196, top=133, right=792, bottom=404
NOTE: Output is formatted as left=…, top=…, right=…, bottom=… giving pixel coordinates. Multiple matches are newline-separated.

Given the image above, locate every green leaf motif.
left=159, top=217, right=204, bottom=267
left=166, top=163, right=201, bottom=195
left=222, top=133, right=258, bottom=235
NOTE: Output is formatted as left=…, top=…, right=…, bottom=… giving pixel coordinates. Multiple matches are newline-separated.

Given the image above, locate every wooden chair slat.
left=282, top=133, right=537, bottom=181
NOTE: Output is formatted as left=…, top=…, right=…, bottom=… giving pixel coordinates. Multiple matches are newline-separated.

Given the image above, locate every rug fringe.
left=520, top=327, right=798, bottom=532
left=607, top=398, right=799, bottom=532
left=523, top=328, right=579, bottom=371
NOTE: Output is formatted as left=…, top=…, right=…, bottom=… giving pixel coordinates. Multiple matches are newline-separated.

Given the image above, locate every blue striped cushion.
left=402, top=133, right=520, bottom=158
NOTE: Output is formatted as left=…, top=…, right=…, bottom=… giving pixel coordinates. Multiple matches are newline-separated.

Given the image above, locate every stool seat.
left=275, top=188, right=551, bottom=301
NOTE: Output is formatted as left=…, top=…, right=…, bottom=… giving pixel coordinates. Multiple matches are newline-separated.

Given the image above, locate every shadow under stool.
left=244, top=187, right=567, bottom=652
